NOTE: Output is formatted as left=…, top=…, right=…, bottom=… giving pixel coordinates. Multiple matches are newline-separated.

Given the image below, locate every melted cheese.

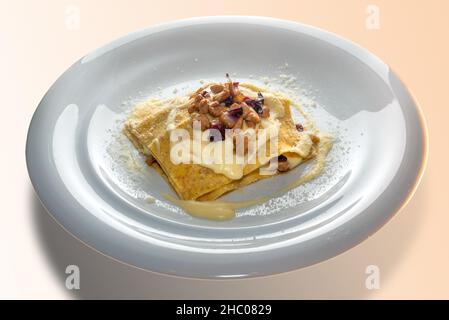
left=169, top=87, right=284, bottom=180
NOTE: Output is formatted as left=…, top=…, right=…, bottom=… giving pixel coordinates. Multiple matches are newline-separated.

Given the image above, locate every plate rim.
left=26, top=15, right=429, bottom=279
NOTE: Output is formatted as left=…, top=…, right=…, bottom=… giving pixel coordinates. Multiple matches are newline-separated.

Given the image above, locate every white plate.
left=26, top=16, right=427, bottom=278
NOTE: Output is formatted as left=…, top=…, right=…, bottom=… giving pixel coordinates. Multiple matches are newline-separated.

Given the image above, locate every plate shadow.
left=31, top=177, right=428, bottom=299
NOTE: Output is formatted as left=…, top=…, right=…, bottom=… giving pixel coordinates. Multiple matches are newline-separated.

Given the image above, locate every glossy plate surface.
left=26, top=16, right=427, bottom=278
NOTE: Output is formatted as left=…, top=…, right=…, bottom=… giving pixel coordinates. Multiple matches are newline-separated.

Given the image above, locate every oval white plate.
left=26, top=16, right=427, bottom=278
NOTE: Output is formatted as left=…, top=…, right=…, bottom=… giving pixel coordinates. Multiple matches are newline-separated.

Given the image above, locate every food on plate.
left=123, top=75, right=332, bottom=219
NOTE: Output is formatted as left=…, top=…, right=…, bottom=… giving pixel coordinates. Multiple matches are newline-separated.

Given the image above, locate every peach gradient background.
left=0, top=0, right=447, bottom=299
